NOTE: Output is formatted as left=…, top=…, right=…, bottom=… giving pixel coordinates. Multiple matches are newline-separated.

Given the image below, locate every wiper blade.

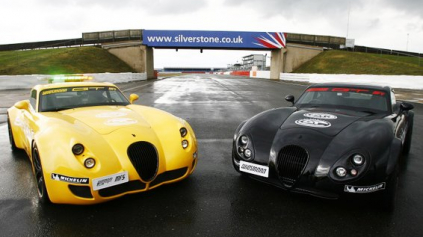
left=359, top=110, right=376, bottom=114
left=56, top=107, right=75, bottom=111
left=41, top=109, right=58, bottom=112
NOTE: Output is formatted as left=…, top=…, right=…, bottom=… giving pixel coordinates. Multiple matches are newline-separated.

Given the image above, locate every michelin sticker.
left=304, top=113, right=337, bottom=120
left=344, top=183, right=386, bottom=193
left=104, top=118, right=138, bottom=126
left=295, top=119, right=331, bottom=128
left=51, top=173, right=89, bottom=184
left=96, top=112, right=128, bottom=118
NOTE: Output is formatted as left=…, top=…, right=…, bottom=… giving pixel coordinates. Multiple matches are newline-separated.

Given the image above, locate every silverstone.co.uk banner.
left=143, top=30, right=286, bottom=49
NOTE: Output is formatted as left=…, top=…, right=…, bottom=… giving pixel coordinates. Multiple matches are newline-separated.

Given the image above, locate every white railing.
left=0, top=73, right=147, bottom=90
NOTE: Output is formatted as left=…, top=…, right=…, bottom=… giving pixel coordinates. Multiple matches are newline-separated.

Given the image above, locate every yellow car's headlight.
left=182, top=140, right=189, bottom=149
left=72, top=144, right=84, bottom=155
left=180, top=127, right=188, bottom=137
left=84, top=158, right=96, bottom=169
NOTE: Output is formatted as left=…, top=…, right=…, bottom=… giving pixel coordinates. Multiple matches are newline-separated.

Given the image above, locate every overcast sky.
left=1, top=0, right=422, bottom=68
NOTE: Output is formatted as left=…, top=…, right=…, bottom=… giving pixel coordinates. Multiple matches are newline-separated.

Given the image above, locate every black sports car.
left=232, top=83, right=414, bottom=209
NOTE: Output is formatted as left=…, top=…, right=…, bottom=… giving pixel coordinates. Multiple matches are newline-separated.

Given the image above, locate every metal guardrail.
left=0, top=38, right=85, bottom=51
left=83, top=29, right=142, bottom=42
left=0, top=30, right=143, bottom=51
left=341, top=45, right=422, bottom=66
left=343, top=45, right=422, bottom=58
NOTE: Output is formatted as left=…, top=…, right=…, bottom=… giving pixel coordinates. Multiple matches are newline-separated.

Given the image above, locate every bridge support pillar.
left=105, top=42, right=156, bottom=79
left=144, top=46, right=155, bottom=79
left=270, top=48, right=287, bottom=80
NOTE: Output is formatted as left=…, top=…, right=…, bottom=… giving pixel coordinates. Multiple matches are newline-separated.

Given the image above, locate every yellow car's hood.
left=48, top=106, right=151, bottom=135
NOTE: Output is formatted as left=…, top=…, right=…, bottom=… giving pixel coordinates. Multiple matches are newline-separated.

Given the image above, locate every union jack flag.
left=254, top=32, right=286, bottom=49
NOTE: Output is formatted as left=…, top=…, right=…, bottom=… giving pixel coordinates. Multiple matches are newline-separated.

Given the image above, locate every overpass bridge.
left=1, top=29, right=421, bottom=79
left=0, top=29, right=348, bottom=79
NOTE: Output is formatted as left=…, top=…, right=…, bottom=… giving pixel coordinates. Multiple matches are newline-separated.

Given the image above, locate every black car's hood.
left=281, top=109, right=368, bottom=137
left=239, top=107, right=390, bottom=166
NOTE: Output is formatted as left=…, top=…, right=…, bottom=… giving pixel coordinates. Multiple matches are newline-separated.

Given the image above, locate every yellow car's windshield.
left=39, top=86, right=129, bottom=112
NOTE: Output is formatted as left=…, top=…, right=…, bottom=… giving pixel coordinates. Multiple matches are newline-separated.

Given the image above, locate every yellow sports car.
left=7, top=78, right=198, bottom=204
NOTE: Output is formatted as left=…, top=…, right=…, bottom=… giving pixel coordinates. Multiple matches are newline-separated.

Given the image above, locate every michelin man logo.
left=52, top=173, right=60, bottom=181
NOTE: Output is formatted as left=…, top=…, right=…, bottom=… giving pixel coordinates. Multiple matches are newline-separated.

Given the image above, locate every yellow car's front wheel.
left=7, top=115, right=18, bottom=152
left=32, top=144, right=51, bottom=204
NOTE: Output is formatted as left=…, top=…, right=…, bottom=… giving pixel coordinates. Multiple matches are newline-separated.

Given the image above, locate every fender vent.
left=276, top=145, right=309, bottom=188
left=127, top=141, right=159, bottom=181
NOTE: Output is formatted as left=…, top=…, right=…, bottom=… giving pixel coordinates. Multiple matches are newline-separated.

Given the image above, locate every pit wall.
left=279, top=73, right=423, bottom=90
left=0, top=73, right=147, bottom=90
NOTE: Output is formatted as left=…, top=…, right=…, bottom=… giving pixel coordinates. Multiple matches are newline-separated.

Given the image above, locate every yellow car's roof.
left=34, top=82, right=116, bottom=91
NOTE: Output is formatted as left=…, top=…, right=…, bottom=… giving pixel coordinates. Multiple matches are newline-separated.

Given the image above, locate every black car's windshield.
left=39, top=86, right=129, bottom=112
left=295, top=87, right=389, bottom=113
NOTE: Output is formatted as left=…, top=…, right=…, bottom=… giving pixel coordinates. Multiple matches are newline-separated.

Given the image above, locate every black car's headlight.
left=352, top=154, right=364, bottom=166
left=236, top=135, right=254, bottom=160
left=329, top=151, right=369, bottom=182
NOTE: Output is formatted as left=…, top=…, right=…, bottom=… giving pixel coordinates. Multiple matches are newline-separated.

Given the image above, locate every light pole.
left=346, top=0, right=351, bottom=39
left=406, top=33, right=409, bottom=51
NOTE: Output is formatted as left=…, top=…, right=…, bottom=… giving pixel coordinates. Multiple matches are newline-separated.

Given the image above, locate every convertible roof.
left=309, top=83, right=391, bottom=92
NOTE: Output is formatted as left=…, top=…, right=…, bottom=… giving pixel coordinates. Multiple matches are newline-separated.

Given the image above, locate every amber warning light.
left=47, top=75, right=93, bottom=84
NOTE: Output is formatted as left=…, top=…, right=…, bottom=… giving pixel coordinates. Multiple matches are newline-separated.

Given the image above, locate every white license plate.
left=239, top=161, right=269, bottom=178
left=92, top=171, right=129, bottom=191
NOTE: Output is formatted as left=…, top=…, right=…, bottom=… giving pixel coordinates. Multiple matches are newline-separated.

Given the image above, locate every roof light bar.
left=47, top=75, right=93, bottom=84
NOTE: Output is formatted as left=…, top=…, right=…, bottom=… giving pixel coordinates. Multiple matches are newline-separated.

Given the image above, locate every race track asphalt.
left=0, top=74, right=422, bottom=237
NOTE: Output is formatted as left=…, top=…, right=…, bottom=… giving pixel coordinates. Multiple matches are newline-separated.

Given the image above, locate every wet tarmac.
left=0, top=74, right=422, bottom=237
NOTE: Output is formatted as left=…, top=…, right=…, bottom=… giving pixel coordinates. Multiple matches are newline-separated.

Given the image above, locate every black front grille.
left=98, top=180, right=146, bottom=197
left=127, top=142, right=159, bottom=181
left=149, top=167, right=188, bottom=187
left=68, top=185, right=93, bottom=198
left=276, top=145, right=309, bottom=188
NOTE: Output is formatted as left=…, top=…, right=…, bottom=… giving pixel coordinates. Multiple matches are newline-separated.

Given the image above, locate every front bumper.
left=45, top=156, right=197, bottom=205
left=233, top=152, right=388, bottom=200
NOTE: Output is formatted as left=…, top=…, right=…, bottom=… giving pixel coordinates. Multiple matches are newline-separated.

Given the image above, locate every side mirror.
left=129, top=94, right=139, bottom=104
left=285, top=95, right=295, bottom=105
left=14, top=100, right=30, bottom=111
left=400, top=102, right=414, bottom=111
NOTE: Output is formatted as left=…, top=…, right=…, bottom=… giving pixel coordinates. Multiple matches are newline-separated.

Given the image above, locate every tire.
left=232, top=150, right=241, bottom=173
left=402, top=111, right=414, bottom=154
left=32, top=144, right=51, bottom=204
left=380, top=164, right=399, bottom=211
left=7, top=115, right=18, bottom=152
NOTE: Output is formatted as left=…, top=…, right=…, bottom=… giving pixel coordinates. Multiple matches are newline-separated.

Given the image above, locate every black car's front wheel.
left=380, top=165, right=399, bottom=211
left=32, top=144, right=51, bottom=204
left=232, top=149, right=243, bottom=173
left=402, top=111, right=414, bottom=154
